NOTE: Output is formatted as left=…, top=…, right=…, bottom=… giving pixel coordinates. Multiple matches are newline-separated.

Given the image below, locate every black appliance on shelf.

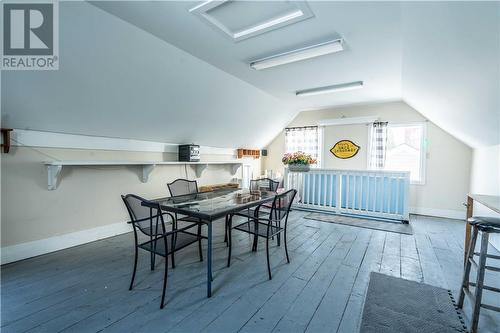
left=178, top=144, right=200, bottom=162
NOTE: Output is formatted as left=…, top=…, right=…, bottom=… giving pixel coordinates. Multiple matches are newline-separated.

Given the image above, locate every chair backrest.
left=122, top=194, right=165, bottom=236
left=250, top=178, right=279, bottom=192
left=269, top=189, right=297, bottom=222
left=167, top=179, right=198, bottom=197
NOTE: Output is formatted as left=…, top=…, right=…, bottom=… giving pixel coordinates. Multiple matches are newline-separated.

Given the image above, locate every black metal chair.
left=167, top=178, right=199, bottom=196
left=167, top=179, right=205, bottom=259
left=239, top=178, right=281, bottom=246
left=122, top=194, right=203, bottom=309
left=168, top=178, right=232, bottom=247
left=227, top=189, right=297, bottom=280
left=250, top=178, right=280, bottom=192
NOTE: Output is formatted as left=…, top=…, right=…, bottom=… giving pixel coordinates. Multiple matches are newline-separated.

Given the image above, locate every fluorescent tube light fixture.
left=250, top=39, right=344, bottom=70
left=296, top=81, right=364, bottom=97
left=234, top=10, right=304, bottom=39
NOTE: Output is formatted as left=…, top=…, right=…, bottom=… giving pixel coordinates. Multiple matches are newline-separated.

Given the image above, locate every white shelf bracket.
left=230, top=164, right=241, bottom=175
left=141, top=164, right=155, bottom=183
left=194, top=164, right=208, bottom=178
left=47, top=165, right=63, bottom=190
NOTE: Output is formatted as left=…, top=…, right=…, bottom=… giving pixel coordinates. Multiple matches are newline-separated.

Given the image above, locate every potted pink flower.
left=282, top=151, right=317, bottom=172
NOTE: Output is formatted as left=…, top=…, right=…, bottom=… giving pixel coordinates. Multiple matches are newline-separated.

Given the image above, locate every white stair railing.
left=285, top=168, right=410, bottom=221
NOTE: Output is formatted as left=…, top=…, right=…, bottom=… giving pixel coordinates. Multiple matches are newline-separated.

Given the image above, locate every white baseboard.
left=1, top=222, right=132, bottom=265
left=409, top=207, right=465, bottom=220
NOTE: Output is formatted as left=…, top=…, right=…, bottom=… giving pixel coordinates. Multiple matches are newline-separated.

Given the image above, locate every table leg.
left=207, top=222, right=212, bottom=297
left=252, top=207, right=259, bottom=252
left=464, top=195, right=474, bottom=266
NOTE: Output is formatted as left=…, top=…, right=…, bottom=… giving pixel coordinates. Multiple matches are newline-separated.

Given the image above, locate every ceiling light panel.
left=296, top=81, right=364, bottom=97
left=189, top=1, right=314, bottom=42
left=250, top=39, right=344, bottom=70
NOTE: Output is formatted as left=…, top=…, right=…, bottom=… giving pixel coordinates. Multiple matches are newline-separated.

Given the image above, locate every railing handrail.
left=285, top=167, right=410, bottom=221
left=288, top=167, right=410, bottom=176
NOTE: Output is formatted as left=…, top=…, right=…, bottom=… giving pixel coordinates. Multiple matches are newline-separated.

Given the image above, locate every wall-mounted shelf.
left=43, top=161, right=243, bottom=190
left=237, top=148, right=260, bottom=159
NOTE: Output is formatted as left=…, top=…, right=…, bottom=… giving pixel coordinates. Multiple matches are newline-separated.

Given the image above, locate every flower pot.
left=288, top=164, right=310, bottom=172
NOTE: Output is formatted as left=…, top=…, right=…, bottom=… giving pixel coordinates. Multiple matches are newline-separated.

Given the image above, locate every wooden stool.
left=457, top=216, right=500, bottom=333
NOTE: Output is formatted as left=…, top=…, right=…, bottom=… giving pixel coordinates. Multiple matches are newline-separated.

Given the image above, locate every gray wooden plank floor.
left=2, top=212, right=499, bottom=333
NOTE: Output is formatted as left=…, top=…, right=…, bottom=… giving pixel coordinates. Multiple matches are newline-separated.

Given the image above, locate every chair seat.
left=137, top=220, right=171, bottom=236
left=139, top=230, right=201, bottom=256
left=177, top=215, right=202, bottom=223
left=233, top=221, right=283, bottom=238
left=234, top=208, right=270, bottom=220
left=468, top=216, right=500, bottom=233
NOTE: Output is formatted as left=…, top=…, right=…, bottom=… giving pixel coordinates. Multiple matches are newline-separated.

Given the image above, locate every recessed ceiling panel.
left=189, top=0, right=314, bottom=42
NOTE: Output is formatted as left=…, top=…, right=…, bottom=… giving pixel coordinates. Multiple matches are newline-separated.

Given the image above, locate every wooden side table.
left=464, top=194, right=500, bottom=265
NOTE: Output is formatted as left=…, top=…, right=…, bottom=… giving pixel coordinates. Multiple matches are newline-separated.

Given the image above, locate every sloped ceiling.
left=401, top=2, right=500, bottom=148
left=2, top=1, right=499, bottom=149
left=1, top=1, right=292, bottom=148
left=90, top=1, right=403, bottom=112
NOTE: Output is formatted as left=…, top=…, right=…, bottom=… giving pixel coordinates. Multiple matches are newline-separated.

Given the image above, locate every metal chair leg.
left=227, top=216, right=232, bottom=267
left=198, top=223, right=204, bottom=261
left=471, top=231, right=489, bottom=333
left=151, top=239, right=156, bottom=271
left=252, top=212, right=259, bottom=252
left=458, top=226, right=479, bottom=308
left=275, top=210, right=280, bottom=246
left=129, top=246, right=138, bottom=290
left=160, top=255, right=169, bottom=309
left=224, top=215, right=228, bottom=245
left=266, top=238, right=272, bottom=280
left=171, top=234, right=176, bottom=269
left=277, top=220, right=281, bottom=246
left=284, top=230, right=290, bottom=264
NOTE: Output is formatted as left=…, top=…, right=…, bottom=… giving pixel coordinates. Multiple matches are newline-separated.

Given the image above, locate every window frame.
left=284, top=126, right=323, bottom=168
left=367, top=121, right=427, bottom=185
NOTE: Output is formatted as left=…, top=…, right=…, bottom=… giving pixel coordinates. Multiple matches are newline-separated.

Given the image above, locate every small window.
left=369, top=123, right=426, bottom=184
left=284, top=126, right=322, bottom=167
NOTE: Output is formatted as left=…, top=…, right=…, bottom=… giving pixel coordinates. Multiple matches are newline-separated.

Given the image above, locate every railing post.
left=335, top=170, right=342, bottom=214
left=403, top=172, right=410, bottom=221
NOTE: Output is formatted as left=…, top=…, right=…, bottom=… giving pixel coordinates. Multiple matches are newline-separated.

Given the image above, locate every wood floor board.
left=336, top=231, right=387, bottom=333
left=379, top=232, right=401, bottom=278
left=271, top=229, right=360, bottom=333
left=225, top=229, right=348, bottom=333
left=168, top=224, right=340, bottom=333
left=2, top=213, right=499, bottom=333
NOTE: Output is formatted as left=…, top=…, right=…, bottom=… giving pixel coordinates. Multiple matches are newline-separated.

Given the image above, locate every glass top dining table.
left=151, top=188, right=276, bottom=221
left=148, top=188, right=276, bottom=297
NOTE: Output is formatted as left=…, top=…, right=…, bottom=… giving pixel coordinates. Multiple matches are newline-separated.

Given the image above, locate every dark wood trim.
left=0, top=128, right=13, bottom=153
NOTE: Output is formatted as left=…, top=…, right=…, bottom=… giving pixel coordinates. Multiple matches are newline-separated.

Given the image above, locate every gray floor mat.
left=360, top=272, right=468, bottom=333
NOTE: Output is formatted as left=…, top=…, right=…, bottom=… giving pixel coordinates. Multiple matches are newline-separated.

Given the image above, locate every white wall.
left=0, top=132, right=261, bottom=263
left=1, top=1, right=290, bottom=149
left=322, top=124, right=368, bottom=170
left=263, top=101, right=472, bottom=219
left=470, top=144, right=500, bottom=250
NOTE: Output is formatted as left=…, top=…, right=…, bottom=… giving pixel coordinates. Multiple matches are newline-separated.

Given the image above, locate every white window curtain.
left=285, top=126, right=321, bottom=166
left=369, top=121, right=388, bottom=169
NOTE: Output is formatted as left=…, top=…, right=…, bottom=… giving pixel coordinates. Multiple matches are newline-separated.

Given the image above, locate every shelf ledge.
left=43, top=161, right=243, bottom=190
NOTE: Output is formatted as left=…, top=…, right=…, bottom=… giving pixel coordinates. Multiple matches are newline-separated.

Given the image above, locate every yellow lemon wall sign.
left=330, top=140, right=360, bottom=159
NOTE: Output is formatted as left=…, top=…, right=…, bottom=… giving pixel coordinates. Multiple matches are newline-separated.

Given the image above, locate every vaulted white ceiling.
left=2, top=1, right=499, bottom=149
